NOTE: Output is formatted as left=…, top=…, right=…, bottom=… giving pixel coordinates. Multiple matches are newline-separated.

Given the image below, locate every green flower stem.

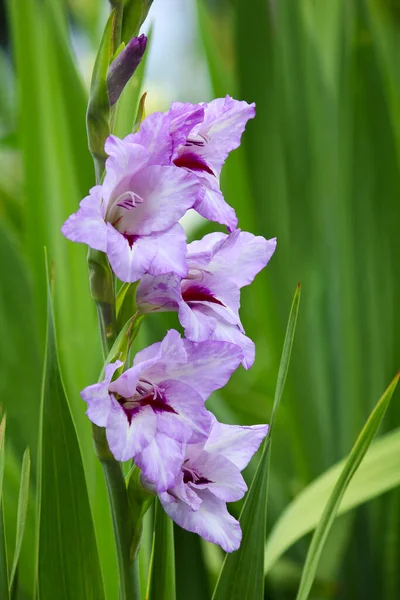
left=88, top=248, right=117, bottom=357
left=92, top=425, right=141, bottom=600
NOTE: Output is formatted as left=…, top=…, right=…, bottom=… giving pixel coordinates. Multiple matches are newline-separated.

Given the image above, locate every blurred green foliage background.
left=0, top=0, right=399, bottom=598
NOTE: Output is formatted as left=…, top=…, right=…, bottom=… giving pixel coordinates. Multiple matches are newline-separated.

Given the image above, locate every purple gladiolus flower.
left=147, top=416, right=268, bottom=552
left=127, top=95, right=255, bottom=231
left=137, top=230, right=277, bottom=368
left=107, top=34, right=148, bottom=105
left=81, top=330, right=243, bottom=491
left=62, top=137, right=200, bottom=282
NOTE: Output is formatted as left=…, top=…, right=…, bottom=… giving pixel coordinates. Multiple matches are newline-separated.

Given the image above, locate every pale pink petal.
left=158, top=339, right=243, bottom=400
left=186, top=232, right=227, bottom=266
left=156, top=380, right=212, bottom=443
left=113, top=165, right=199, bottom=236
left=207, top=230, right=277, bottom=289
left=133, top=329, right=186, bottom=370
left=135, top=433, right=185, bottom=492
left=106, top=400, right=156, bottom=462
left=192, top=174, right=238, bottom=232
left=160, top=488, right=242, bottom=553
left=102, top=137, right=150, bottom=202
left=207, top=314, right=256, bottom=370
left=190, top=96, right=255, bottom=174
left=61, top=186, right=107, bottom=252
left=188, top=450, right=247, bottom=502
left=136, top=273, right=182, bottom=313
left=178, top=300, right=217, bottom=341
left=160, top=474, right=202, bottom=511
left=80, top=360, right=123, bottom=427
left=106, top=223, right=188, bottom=283
left=205, top=419, right=269, bottom=470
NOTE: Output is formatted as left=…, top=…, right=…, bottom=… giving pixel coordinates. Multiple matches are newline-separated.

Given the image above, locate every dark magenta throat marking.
left=116, top=390, right=178, bottom=425
left=182, top=285, right=224, bottom=306
left=182, top=468, right=213, bottom=485
left=123, top=233, right=138, bottom=249
left=173, top=152, right=214, bottom=176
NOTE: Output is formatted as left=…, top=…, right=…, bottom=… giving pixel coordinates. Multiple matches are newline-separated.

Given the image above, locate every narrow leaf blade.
left=37, top=260, right=105, bottom=600
left=212, top=285, right=301, bottom=600
left=147, top=500, right=176, bottom=600
left=0, top=416, right=9, bottom=600
left=9, top=447, right=30, bottom=590
left=296, top=373, right=400, bottom=600
left=265, top=425, right=400, bottom=573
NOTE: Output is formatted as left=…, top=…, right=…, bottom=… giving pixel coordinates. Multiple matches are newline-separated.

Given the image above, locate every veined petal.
left=133, top=329, right=187, bottom=370
left=156, top=338, right=243, bottom=400
left=109, top=354, right=161, bottom=398
left=136, top=273, right=182, bottom=314
left=106, top=400, right=156, bottom=462
left=135, top=433, right=185, bottom=492
left=182, top=271, right=241, bottom=318
left=198, top=309, right=255, bottom=369
left=80, top=360, right=123, bottom=427
left=190, top=96, right=255, bottom=175
left=189, top=450, right=247, bottom=502
left=106, top=223, right=188, bottom=283
left=61, top=186, right=107, bottom=252
left=186, top=231, right=227, bottom=266
left=207, top=230, right=277, bottom=288
left=114, top=165, right=199, bottom=236
left=103, top=137, right=151, bottom=204
left=192, top=174, right=238, bottom=232
left=160, top=488, right=242, bottom=553
left=178, top=300, right=217, bottom=341
left=161, top=475, right=202, bottom=511
left=156, top=380, right=212, bottom=443
left=205, top=419, right=269, bottom=470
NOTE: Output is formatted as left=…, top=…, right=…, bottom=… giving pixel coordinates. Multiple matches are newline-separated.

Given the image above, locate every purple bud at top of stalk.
left=107, top=34, right=147, bottom=106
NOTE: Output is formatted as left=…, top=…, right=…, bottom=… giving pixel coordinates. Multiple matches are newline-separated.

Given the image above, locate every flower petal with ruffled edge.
left=155, top=380, right=212, bottom=443
left=184, top=449, right=247, bottom=502
left=143, top=335, right=244, bottom=400
left=61, top=186, right=107, bottom=252
left=80, top=361, right=123, bottom=427
left=136, top=273, right=182, bottom=313
left=106, top=399, right=157, bottom=462
left=160, top=488, right=242, bottom=553
left=200, top=230, right=277, bottom=289
left=135, top=432, right=185, bottom=492
left=106, top=222, right=189, bottom=283
left=204, top=419, right=269, bottom=471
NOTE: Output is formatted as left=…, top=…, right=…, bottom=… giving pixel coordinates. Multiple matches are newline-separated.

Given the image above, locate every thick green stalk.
left=92, top=425, right=141, bottom=600
left=88, top=248, right=117, bottom=357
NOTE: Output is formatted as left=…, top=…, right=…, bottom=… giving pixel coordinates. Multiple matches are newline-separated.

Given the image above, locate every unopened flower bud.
left=107, top=34, right=147, bottom=105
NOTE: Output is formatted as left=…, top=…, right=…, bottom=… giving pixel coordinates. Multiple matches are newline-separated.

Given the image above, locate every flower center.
left=115, top=378, right=177, bottom=424
left=105, top=191, right=144, bottom=247
left=182, top=462, right=213, bottom=485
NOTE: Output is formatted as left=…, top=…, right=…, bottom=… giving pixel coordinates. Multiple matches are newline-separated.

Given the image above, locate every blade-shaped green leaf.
left=295, top=372, right=399, bottom=600
left=9, top=447, right=30, bottom=592
left=212, top=284, right=301, bottom=600
left=36, top=262, right=105, bottom=600
left=174, top=527, right=210, bottom=600
left=0, top=415, right=10, bottom=600
left=147, top=500, right=176, bottom=600
left=265, top=424, right=400, bottom=573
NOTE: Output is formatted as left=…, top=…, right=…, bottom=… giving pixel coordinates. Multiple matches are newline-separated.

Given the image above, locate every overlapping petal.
left=61, top=186, right=107, bottom=252
left=160, top=488, right=242, bottom=553
left=205, top=419, right=269, bottom=470
left=106, top=222, right=188, bottom=283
